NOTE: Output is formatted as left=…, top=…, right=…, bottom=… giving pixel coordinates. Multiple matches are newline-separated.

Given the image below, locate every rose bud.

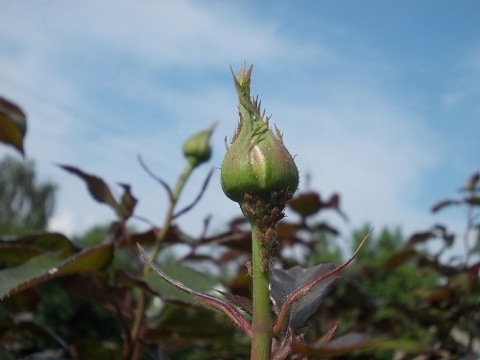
left=183, top=123, right=216, bottom=168
left=221, top=65, right=298, bottom=223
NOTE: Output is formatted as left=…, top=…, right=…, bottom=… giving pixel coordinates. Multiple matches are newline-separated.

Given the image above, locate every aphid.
left=246, top=260, right=252, bottom=276
left=265, top=228, right=275, bottom=242
left=261, top=248, right=269, bottom=272
left=244, top=193, right=254, bottom=203
left=271, top=206, right=282, bottom=222
left=241, top=203, right=255, bottom=216
left=256, top=199, right=264, bottom=210
left=262, top=215, right=271, bottom=227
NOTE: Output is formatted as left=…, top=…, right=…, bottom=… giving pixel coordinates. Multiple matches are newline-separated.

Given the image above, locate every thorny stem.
left=250, top=224, right=272, bottom=360
left=130, top=163, right=195, bottom=349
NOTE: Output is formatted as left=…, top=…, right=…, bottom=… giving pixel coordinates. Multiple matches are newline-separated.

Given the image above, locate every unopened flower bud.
left=221, top=65, right=299, bottom=211
left=183, top=123, right=216, bottom=167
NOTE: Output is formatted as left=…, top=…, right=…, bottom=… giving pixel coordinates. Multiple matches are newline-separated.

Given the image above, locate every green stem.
left=150, top=162, right=195, bottom=263
left=250, top=224, right=272, bottom=360
left=130, top=163, right=195, bottom=346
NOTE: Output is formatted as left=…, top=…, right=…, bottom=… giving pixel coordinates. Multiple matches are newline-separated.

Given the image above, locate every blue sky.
left=1, top=1, right=479, bottom=255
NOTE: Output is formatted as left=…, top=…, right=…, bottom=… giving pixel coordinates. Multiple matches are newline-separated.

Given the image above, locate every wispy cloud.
left=0, top=1, right=478, bottom=246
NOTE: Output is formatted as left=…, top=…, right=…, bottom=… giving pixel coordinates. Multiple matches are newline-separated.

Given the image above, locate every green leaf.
left=138, top=244, right=252, bottom=337
left=0, top=97, right=27, bottom=156
left=0, top=243, right=113, bottom=299
left=0, top=233, right=77, bottom=265
left=143, top=264, right=218, bottom=304
left=145, top=305, right=236, bottom=339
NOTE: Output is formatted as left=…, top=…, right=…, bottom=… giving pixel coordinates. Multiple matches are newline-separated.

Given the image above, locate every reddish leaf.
left=464, top=172, right=480, bottom=191
left=204, top=230, right=252, bottom=252
left=273, top=231, right=371, bottom=334
left=408, top=231, right=435, bottom=245
left=130, top=229, right=158, bottom=245
left=465, top=196, right=480, bottom=206
left=59, top=165, right=121, bottom=216
left=292, top=332, right=370, bottom=356
left=317, top=322, right=339, bottom=347
left=117, top=183, right=137, bottom=220
left=276, top=222, right=303, bottom=239
left=217, top=290, right=253, bottom=316
left=272, top=327, right=294, bottom=360
left=288, top=192, right=322, bottom=218
left=0, top=97, right=27, bottom=155
left=384, top=248, right=418, bottom=269
left=431, top=199, right=461, bottom=213
left=270, top=263, right=337, bottom=330
left=324, top=193, right=340, bottom=208
left=313, top=222, right=340, bottom=236
left=173, top=167, right=214, bottom=219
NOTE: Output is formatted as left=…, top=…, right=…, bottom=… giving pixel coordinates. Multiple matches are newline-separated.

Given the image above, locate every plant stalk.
left=250, top=224, right=272, bottom=360
left=130, top=163, right=195, bottom=346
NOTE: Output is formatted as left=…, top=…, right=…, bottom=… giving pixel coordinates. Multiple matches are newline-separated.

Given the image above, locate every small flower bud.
left=183, top=123, right=216, bottom=167
left=221, top=65, right=299, bottom=207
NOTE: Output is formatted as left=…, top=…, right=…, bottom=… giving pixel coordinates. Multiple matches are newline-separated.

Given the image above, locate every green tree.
left=312, top=226, right=439, bottom=359
left=351, top=226, right=437, bottom=306
left=0, top=156, right=56, bottom=234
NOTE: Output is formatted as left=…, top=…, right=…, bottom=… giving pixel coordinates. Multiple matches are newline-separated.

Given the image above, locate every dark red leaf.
left=272, top=231, right=371, bottom=333
left=130, top=229, right=158, bottom=245
left=58, top=164, right=120, bottom=215
left=464, top=172, right=480, bottom=192
left=292, top=332, right=370, bottom=356
left=408, top=231, right=435, bottom=245
left=313, top=222, right=340, bottom=236
left=324, top=193, right=340, bottom=209
left=276, top=222, right=303, bottom=239
left=384, top=248, right=418, bottom=269
left=270, top=263, right=337, bottom=330
left=117, top=183, right=137, bottom=220
left=0, top=97, right=27, bottom=155
left=288, top=192, right=322, bottom=218
left=217, top=291, right=253, bottom=316
left=465, top=196, right=480, bottom=206
left=431, top=199, right=461, bottom=213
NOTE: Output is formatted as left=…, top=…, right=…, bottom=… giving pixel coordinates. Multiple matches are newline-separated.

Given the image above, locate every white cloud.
left=268, top=83, right=442, bottom=236
left=1, top=0, right=477, bottom=253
